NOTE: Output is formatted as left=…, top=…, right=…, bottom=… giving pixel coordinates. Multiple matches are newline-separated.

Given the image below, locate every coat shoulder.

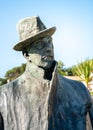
left=58, top=75, right=87, bottom=90
left=58, top=75, right=91, bottom=101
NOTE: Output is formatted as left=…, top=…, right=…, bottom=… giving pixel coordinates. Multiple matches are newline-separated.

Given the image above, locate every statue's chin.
left=39, top=60, right=55, bottom=70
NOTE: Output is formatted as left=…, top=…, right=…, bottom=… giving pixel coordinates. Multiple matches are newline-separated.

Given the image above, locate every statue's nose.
left=46, top=44, right=53, bottom=53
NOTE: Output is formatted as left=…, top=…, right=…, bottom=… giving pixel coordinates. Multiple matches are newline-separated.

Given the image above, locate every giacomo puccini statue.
left=0, top=16, right=93, bottom=130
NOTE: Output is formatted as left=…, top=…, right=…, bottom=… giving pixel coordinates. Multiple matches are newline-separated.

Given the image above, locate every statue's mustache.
left=42, top=55, right=53, bottom=60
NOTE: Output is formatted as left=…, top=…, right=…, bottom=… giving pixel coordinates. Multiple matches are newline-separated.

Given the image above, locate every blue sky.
left=0, top=0, right=93, bottom=77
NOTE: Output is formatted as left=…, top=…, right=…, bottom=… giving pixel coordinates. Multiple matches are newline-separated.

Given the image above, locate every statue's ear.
left=22, top=48, right=29, bottom=61
left=23, top=52, right=29, bottom=60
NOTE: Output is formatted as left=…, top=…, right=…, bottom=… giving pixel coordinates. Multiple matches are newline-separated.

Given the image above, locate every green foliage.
left=0, top=78, right=7, bottom=86
left=90, top=91, right=93, bottom=95
left=5, top=63, right=26, bottom=81
left=65, top=67, right=75, bottom=76
left=57, top=61, right=67, bottom=76
left=57, top=61, right=75, bottom=76
left=72, top=58, right=93, bottom=86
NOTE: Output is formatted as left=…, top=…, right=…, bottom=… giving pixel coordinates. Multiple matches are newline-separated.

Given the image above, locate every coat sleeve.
left=0, top=86, right=5, bottom=130
left=0, top=113, right=4, bottom=130
left=89, top=98, right=93, bottom=128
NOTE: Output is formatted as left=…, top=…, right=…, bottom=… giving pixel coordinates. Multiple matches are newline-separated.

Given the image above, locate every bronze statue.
left=0, top=16, right=93, bottom=130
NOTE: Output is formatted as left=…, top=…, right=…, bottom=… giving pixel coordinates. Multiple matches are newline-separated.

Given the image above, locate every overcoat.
left=0, top=65, right=93, bottom=130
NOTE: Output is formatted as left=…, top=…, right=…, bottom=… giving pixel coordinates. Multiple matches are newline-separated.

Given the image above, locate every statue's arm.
left=77, top=81, right=93, bottom=128
left=89, top=99, right=93, bottom=128
left=0, top=113, right=4, bottom=130
left=0, top=87, right=4, bottom=130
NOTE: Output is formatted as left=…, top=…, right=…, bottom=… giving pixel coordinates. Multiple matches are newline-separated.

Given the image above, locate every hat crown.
left=13, top=16, right=56, bottom=51
left=17, top=16, right=47, bottom=41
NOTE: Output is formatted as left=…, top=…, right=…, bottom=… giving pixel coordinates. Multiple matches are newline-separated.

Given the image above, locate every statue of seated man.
left=0, top=16, right=93, bottom=130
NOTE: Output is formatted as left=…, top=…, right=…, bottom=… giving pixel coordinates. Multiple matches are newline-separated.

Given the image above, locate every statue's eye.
left=47, top=37, right=52, bottom=43
left=33, top=40, right=45, bottom=50
left=32, top=37, right=52, bottom=50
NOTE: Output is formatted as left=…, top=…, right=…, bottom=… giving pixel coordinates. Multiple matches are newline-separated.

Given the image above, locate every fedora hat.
left=13, top=16, right=56, bottom=51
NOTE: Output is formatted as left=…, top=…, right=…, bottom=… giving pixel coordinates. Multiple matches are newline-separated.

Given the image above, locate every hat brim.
left=13, top=27, right=56, bottom=51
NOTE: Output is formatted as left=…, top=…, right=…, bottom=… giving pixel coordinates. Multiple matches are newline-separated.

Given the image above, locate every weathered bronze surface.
left=0, top=16, right=93, bottom=130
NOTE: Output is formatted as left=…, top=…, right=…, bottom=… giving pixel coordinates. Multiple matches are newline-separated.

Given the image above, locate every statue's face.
left=24, top=36, right=54, bottom=69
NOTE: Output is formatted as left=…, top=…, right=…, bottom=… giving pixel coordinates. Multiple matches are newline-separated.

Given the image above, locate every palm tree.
left=72, top=59, right=93, bottom=87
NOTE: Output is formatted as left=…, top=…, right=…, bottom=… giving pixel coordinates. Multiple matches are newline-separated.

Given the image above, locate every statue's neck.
left=25, top=62, right=45, bottom=80
left=24, top=61, right=57, bottom=81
